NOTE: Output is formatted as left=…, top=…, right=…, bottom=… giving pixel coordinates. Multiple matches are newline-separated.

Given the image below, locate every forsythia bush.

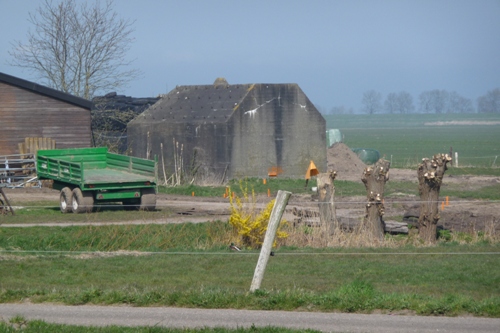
left=228, top=181, right=288, bottom=249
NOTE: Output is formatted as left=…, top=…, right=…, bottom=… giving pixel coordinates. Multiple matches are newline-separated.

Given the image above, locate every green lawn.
left=1, top=222, right=499, bottom=316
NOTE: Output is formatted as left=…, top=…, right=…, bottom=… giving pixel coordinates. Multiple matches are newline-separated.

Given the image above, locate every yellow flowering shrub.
left=228, top=181, right=288, bottom=249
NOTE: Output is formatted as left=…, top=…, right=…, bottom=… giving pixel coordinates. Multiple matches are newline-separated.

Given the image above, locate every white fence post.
left=454, top=152, right=458, bottom=168
left=249, top=190, right=291, bottom=292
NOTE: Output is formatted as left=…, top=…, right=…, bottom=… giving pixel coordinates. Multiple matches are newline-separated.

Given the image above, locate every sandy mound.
left=327, top=143, right=366, bottom=181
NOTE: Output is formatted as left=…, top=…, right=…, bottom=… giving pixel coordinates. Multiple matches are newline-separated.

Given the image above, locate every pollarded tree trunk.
left=361, top=159, right=390, bottom=241
left=317, top=171, right=338, bottom=234
left=417, top=153, right=452, bottom=243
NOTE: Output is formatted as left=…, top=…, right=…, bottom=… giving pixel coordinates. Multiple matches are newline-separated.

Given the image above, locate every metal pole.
left=250, top=190, right=291, bottom=292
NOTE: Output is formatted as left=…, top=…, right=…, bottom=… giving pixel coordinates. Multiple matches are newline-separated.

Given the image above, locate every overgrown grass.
left=0, top=222, right=233, bottom=252
left=0, top=318, right=319, bottom=333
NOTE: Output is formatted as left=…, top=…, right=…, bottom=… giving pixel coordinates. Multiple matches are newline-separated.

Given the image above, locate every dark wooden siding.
left=0, top=82, right=91, bottom=155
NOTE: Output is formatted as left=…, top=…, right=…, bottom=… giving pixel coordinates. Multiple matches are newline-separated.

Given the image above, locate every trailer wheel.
left=139, top=188, right=156, bottom=211
left=72, top=188, right=94, bottom=213
left=60, top=187, right=73, bottom=213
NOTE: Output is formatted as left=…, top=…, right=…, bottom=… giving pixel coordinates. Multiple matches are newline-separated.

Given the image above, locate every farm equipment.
left=1, top=153, right=41, bottom=215
left=36, top=147, right=157, bottom=213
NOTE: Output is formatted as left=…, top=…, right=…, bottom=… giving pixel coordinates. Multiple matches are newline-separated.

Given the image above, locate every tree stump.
left=417, top=153, right=452, bottom=243
left=361, top=159, right=390, bottom=241
left=317, top=171, right=338, bottom=234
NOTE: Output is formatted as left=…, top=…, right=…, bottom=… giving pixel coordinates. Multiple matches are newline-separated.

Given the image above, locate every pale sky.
left=1, top=0, right=499, bottom=112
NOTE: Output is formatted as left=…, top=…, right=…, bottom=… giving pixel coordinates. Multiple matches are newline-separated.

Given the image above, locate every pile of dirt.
left=327, top=143, right=367, bottom=181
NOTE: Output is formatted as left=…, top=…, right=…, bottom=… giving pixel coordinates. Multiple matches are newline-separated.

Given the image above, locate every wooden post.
left=417, top=153, right=452, bottom=243
left=250, top=190, right=291, bottom=292
left=160, top=143, right=168, bottom=186
left=0, top=188, right=15, bottom=215
left=361, top=159, right=390, bottom=241
left=317, top=171, right=338, bottom=233
left=146, top=131, right=151, bottom=160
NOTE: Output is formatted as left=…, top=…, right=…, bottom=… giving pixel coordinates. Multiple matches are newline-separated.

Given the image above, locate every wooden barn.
left=127, top=79, right=326, bottom=180
left=0, top=72, right=93, bottom=155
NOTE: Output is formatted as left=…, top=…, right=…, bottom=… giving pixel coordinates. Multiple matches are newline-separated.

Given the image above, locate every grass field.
left=1, top=222, right=499, bottom=317
left=324, top=113, right=500, bottom=168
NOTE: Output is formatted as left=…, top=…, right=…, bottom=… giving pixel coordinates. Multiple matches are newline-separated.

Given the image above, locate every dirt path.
left=2, top=175, right=499, bottom=232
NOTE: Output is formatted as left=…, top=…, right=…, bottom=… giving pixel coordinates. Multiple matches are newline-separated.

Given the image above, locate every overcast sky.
left=1, top=0, right=499, bottom=112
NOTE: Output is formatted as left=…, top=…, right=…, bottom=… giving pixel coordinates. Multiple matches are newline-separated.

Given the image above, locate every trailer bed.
left=82, top=168, right=153, bottom=184
left=37, top=147, right=157, bottom=190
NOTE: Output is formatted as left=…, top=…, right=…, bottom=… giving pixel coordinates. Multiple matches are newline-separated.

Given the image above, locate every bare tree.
left=418, top=90, right=449, bottom=114
left=361, top=159, right=390, bottom=241
left=477, top=88, right=500, bottom=113
left=384, top=93, right=399, bottom=114
left=384, top=91, right=414, bottom=114
left=419, top=90, right=474, bottom=114
left=417, top=153, right=452, bottom=244
left=397, top=91, right=415, bottom=114
left=362, top=90, right=383, bottom=115
left=447, top=91, right=474, bottom=113
left=418, top=91, right=433, bottom=114
left=9, top=0, right=140, bottom=100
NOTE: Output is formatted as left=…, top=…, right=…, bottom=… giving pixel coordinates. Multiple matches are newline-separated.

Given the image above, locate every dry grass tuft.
left=280, top=217, right=500, bottom=249
left=282, top=220, right=393, bottom=248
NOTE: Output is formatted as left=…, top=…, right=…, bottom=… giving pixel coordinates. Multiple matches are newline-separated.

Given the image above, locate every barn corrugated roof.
left=0, top=72, right=93, bottom=109
left=133, top=83, right=256, bottom=124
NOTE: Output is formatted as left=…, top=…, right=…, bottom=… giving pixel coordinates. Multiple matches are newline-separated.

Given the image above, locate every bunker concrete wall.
left=127, top=83, right=326, bottom=180
left=128, top=121, right=231, bottom=179
left=229, top=84, right=326, bottom=178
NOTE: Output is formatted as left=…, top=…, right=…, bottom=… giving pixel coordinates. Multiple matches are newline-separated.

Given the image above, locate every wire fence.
left=1, top=249, right=499, bottom=256
left=2, top=198, right=500, bottom=210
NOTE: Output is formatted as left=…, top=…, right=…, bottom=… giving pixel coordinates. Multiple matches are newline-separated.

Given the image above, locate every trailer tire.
left=139, top=188, right=156, bottom=211
left=72, top=188, right=94, bottom=214
left=60, top=187, right=73, bottom=213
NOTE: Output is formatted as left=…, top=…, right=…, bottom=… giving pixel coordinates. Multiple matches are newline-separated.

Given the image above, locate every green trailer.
left=36, top=147, right=157, bottom=213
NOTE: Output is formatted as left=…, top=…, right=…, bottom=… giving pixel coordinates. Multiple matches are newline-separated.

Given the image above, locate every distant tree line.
left=328, top=88, right=500, bottom=114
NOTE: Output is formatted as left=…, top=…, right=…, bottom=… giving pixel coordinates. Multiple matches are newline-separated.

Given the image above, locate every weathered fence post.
left=0, top=188, right=15, bottom=215
left=361, top=159, right=390, bottom=241
left=250, top=190, right=291, bottom=292
left=317, top=171, right=338, bottom=233
left=417, top=153, right=452, bottom=243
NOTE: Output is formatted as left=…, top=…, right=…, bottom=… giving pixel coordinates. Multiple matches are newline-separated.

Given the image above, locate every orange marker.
left=441, top=201, right=445, bottom=211
left=267, top=188, right=271, bottom=197
left=446, top=196, right=449, bottom=206
left=192, top=191, right=195, bottom=197
left=263, top=178, right=267, bottom=185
